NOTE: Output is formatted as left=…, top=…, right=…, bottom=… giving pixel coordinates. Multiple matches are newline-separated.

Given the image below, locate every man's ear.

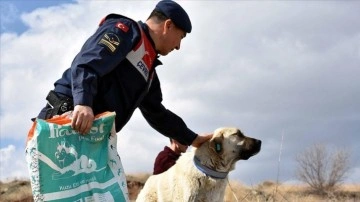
left=163, top=19, right=173, bottom=33
left=210, top=134, right=224, bottom=155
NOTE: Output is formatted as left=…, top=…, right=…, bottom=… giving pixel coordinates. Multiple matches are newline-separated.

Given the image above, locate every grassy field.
left=1, top=174, right=359, bottom=202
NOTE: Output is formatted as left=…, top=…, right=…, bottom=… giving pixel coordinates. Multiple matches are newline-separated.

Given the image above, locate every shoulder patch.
left=116, top=22, right=129, bottom=32
left=98, top=32, right=120, bottom=53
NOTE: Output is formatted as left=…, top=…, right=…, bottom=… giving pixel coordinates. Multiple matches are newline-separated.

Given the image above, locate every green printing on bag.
left=32, top=114, right=126, bottom=201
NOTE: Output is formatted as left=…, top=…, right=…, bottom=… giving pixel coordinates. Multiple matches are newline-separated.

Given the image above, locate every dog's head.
left=209, top=127, right=261, bottom=161
left=194, top=127, right=261, bottom=173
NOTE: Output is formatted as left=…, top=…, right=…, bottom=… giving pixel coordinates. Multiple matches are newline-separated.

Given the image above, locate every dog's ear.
left=210, top=134, right=224, bottom=155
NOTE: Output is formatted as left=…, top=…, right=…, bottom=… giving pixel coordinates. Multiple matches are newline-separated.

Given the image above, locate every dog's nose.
left=255, top=139, right=262, bottom=151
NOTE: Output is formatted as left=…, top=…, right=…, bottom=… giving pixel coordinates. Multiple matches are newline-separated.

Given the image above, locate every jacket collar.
left=139, top=21, right=162, bottom=67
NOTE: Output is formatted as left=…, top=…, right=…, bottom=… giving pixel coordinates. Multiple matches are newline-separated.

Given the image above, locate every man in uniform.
left=36, top=0, right=211, bottom=149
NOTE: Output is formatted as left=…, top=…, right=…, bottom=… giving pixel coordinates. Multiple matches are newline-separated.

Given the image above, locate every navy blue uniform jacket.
left=48, top=14, right=197, bottom=145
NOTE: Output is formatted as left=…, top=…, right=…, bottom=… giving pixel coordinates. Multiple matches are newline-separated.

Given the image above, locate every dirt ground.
left=1, top=175, right=359, bottom=202
left=0, top=174, right=149, bottom=202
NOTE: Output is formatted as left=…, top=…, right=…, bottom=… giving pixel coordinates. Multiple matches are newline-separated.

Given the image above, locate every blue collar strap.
left=193, top=156, right=228, bottom=179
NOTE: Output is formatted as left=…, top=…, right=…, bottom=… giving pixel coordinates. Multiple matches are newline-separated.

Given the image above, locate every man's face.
left=157, top=20, right=186, bottom=56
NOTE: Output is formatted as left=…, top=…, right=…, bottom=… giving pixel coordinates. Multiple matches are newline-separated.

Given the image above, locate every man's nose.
left=175, top=41, right=181, bottom=50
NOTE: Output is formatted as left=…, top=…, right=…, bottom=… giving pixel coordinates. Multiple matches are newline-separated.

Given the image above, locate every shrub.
left=295, top=144, right=351, bottom=193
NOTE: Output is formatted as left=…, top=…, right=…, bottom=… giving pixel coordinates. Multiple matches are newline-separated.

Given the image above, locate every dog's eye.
left=215, top=143, right=222, bottom=153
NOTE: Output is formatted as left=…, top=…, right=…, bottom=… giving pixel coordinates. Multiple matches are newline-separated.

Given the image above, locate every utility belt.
left=45, top=90, right=74, bottom=119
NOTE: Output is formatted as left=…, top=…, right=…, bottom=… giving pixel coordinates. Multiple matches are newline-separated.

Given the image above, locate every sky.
left=1, top=0, right=360, bottom=186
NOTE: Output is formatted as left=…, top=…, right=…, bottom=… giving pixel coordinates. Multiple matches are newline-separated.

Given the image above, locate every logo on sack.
left=55, top=140, right=77, bottom=168
left=48, top=123, right=105, bottom=139
left=37, top=139, right=107, bottom=180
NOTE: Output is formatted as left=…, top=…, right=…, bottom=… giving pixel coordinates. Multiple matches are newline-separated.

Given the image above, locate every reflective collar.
left=193, top=156, right=228, bottom=179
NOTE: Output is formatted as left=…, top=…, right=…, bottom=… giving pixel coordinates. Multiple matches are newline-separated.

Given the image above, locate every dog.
left=136, top=127, right=261, bottom=202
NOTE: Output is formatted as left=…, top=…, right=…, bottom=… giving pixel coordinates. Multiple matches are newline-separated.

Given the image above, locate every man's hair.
left=147, top=10, right=169, bottom=23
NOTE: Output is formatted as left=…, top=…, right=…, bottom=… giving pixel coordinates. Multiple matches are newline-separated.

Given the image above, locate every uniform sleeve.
left=70, top=18, right=139, bottom=107
left=139, top=73, right=198, bottom=146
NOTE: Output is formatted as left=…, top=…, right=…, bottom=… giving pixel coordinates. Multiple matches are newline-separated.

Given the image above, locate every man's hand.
left=71, top=105, right=94, bottom=135
left=191, top=133, right=213, bottom=148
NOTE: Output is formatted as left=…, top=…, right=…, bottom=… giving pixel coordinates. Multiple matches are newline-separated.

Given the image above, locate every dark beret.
left=154, top=0, right=192, bottom=33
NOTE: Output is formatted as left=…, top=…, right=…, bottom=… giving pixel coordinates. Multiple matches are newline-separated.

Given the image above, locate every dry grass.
left=0, top=180, right=33, bottom=202
left=224, top=180, right=360, bottom=202
left=1, top=175, right=359, bottom=202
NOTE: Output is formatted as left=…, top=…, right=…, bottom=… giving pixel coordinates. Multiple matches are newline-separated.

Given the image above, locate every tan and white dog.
left=136, top=127, right=262, bottom=202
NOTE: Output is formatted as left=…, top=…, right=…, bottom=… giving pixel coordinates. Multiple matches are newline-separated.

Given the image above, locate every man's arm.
left=69, top=17, right=138, bottom=134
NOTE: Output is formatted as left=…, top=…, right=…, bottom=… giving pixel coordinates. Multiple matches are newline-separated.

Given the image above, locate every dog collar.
left=193, top=156, right=228, bottom=179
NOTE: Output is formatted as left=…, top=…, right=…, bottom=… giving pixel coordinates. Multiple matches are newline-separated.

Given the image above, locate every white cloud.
left=0, top=145, right=29, bottom=181
left=1, top=0, right=360, bottom=185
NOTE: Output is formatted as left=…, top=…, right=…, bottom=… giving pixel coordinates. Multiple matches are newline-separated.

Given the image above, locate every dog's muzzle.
left=239, top=139, right=261, bottom=160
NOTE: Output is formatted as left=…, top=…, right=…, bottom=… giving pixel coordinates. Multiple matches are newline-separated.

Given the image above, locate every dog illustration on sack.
left=38, top=139, right=106, bottom=179
left=55, top=140, right=78, bottom=168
